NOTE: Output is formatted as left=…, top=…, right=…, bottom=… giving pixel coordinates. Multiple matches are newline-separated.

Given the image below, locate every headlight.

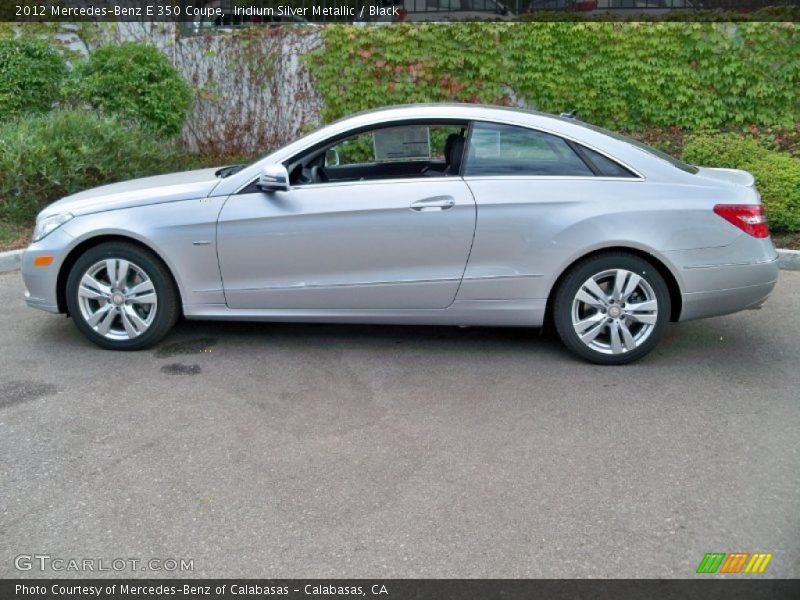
left=32, top=213, right=73, bottom=243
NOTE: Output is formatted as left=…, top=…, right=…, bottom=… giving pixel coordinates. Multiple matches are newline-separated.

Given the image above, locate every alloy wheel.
left=570, top=268, right=658, bottom=355
left=76, top=258, right=158, bottom=341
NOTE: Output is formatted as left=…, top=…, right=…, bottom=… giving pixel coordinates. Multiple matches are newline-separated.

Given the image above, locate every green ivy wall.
left=307, top=22, right=800, bottom=132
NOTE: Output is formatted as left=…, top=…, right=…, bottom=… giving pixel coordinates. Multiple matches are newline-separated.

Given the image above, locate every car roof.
left=331, top=102, right=566, bottom=126
left=324, top=103, right=639, bottom=157
left=325, top=103, right=615, bottom=144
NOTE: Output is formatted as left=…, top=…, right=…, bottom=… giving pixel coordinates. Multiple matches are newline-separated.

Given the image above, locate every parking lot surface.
left=1, top=270, right=798, bottom=578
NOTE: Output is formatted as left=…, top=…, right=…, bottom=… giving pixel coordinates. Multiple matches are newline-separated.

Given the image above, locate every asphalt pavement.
left=1, top=270, right=798, bottom=578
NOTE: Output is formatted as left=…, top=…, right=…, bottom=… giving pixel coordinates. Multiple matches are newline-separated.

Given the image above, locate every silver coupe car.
left=21, top=104, right=779, bottom=364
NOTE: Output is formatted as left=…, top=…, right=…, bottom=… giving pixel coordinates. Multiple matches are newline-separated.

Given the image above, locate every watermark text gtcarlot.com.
left=14, top=554, right=194, bottom=573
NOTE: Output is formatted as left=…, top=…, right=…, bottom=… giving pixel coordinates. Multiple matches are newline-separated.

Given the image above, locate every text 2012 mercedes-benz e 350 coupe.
left=22, top=104, right=779, bottom=364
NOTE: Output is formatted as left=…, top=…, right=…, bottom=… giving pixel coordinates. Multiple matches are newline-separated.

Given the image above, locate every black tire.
left=65, top=242, right=180, bottom=350
left=553, top=252, right=671, bottom=365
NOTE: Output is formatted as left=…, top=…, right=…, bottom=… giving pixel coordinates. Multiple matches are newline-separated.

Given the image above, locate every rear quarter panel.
left=458, top=176, right=755, bottom=302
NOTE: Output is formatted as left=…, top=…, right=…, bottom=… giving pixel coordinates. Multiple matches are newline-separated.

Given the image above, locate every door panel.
left=217, top=179, right=476, bottom=310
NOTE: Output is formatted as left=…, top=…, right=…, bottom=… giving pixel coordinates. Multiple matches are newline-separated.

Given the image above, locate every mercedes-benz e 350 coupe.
left=22, top=104, right=779, bottom=364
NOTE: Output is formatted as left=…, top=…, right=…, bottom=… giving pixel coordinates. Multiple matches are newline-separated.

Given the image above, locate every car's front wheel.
left=553, top=253, right=671, bottom=365
left=65, top=242, right=179, bottom=350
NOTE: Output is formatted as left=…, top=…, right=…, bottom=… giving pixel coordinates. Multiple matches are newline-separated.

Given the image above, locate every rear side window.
left=572, top=119, right=699, bottom=174
left=577, top=145, right=637, bottom=178
left=464, top=122, right=593, bottom=177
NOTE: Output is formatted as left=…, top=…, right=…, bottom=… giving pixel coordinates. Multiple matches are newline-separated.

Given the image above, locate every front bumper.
left=21, top=228, right=74, bottom=314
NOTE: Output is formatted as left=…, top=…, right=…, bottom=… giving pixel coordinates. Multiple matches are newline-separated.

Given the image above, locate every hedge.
left=683, top=134, right=800, bottom=233
left=0, top=110, right=179, bottom=224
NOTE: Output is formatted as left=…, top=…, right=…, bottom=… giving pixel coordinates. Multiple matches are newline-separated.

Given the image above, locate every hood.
left=696, top=167, right=756, bottom=189
left=39, top=168, right=224, bottom=219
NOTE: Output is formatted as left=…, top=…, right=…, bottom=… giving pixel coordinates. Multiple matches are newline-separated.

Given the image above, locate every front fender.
left=59, top=197, right=228, bottom=307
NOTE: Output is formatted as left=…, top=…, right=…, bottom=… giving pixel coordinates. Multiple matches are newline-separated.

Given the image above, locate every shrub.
left=0, top=37, right=67, bottom=120
left=0, top=110, right=179, bottom=224
left=65, top=42, right=192, bottom=137
left=682, top=134, right=800, bottom=233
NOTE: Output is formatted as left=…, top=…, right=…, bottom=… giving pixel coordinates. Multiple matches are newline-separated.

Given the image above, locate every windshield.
left=569, top=119, right=699, bottom=174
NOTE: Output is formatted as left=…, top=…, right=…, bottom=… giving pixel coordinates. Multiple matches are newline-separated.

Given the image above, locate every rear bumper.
left=663, top=234, right=779, bottom=322
left=678, top=256, right=779, bottom=321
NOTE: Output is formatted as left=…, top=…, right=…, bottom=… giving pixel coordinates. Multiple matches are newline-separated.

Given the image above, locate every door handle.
left=410, top=196, right=456, bottom=212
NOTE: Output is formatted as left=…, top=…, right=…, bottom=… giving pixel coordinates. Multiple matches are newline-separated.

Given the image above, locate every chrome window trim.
left=232, top=114, right=646, bottom=194
left=243, top=174, right=645, bottom=194
left=284, top=178, right=467, bottom=192
left=461, top=175, right=646, bottom=183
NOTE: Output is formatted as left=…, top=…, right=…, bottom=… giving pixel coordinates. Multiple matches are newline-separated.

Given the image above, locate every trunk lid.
left=696, top=167, right=756, bottom=189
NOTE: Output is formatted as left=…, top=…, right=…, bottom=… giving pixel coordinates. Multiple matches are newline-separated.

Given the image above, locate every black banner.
left=3, top=580, right=800, bottom=600
left=2, top=0, right=799, bottom=23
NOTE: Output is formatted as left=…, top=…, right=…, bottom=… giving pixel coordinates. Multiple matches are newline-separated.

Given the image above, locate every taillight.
left=574, top=0, right=597, bottom=9
left=713, top=204, right=770, bottom=238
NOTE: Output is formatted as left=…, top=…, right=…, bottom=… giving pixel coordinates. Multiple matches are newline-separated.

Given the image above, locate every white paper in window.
left=373, top=127, right=431, bottom=161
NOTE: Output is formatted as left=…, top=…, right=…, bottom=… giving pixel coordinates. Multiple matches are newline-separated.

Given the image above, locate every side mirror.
left=257, top=164, right=290, bottom=192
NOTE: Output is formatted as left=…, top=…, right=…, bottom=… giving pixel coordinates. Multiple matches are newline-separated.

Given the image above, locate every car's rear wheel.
left=65, top=242, right=179, bottom=350
left=553, top=253, right=671, bottom=365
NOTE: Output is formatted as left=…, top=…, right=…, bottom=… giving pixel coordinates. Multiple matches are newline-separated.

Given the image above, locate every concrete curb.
left=2, top=247, right=799, bottom=274
left=777, top=248, right=800, bottom=271
left=0, top=249, right=22, bottom=274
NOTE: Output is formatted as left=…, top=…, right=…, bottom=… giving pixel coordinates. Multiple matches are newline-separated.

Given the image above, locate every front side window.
left=329, top=126, right=435, bottom=166
left=464, top=123, right=593, bottom=177
left=287, top=122, right=466, bottom=185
